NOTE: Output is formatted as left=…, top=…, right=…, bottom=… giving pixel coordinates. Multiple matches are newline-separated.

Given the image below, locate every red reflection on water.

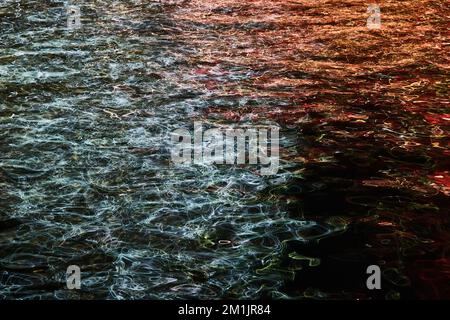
left=173, top=0, right=449, bottom=299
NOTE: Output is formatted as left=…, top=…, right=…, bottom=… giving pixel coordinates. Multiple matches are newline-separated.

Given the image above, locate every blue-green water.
left=1, top=0, right=448, bottom=300
left=0, top=0, right=337, bottom=299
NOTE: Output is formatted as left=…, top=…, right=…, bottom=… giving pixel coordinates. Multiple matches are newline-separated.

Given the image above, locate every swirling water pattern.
left=0, top=0, right=336, bottom=299
left=1, top=0, right=449, bottom=299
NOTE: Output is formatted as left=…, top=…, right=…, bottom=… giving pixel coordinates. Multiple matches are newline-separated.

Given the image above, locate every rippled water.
left=0, top=0, right=449, bottom=299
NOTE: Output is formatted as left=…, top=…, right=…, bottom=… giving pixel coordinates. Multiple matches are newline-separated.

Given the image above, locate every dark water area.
left=0, top=0, right=449, bottom=299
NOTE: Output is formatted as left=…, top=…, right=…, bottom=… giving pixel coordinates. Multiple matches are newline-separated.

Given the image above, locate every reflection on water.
left=0, top=0, right=448, bottom=299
